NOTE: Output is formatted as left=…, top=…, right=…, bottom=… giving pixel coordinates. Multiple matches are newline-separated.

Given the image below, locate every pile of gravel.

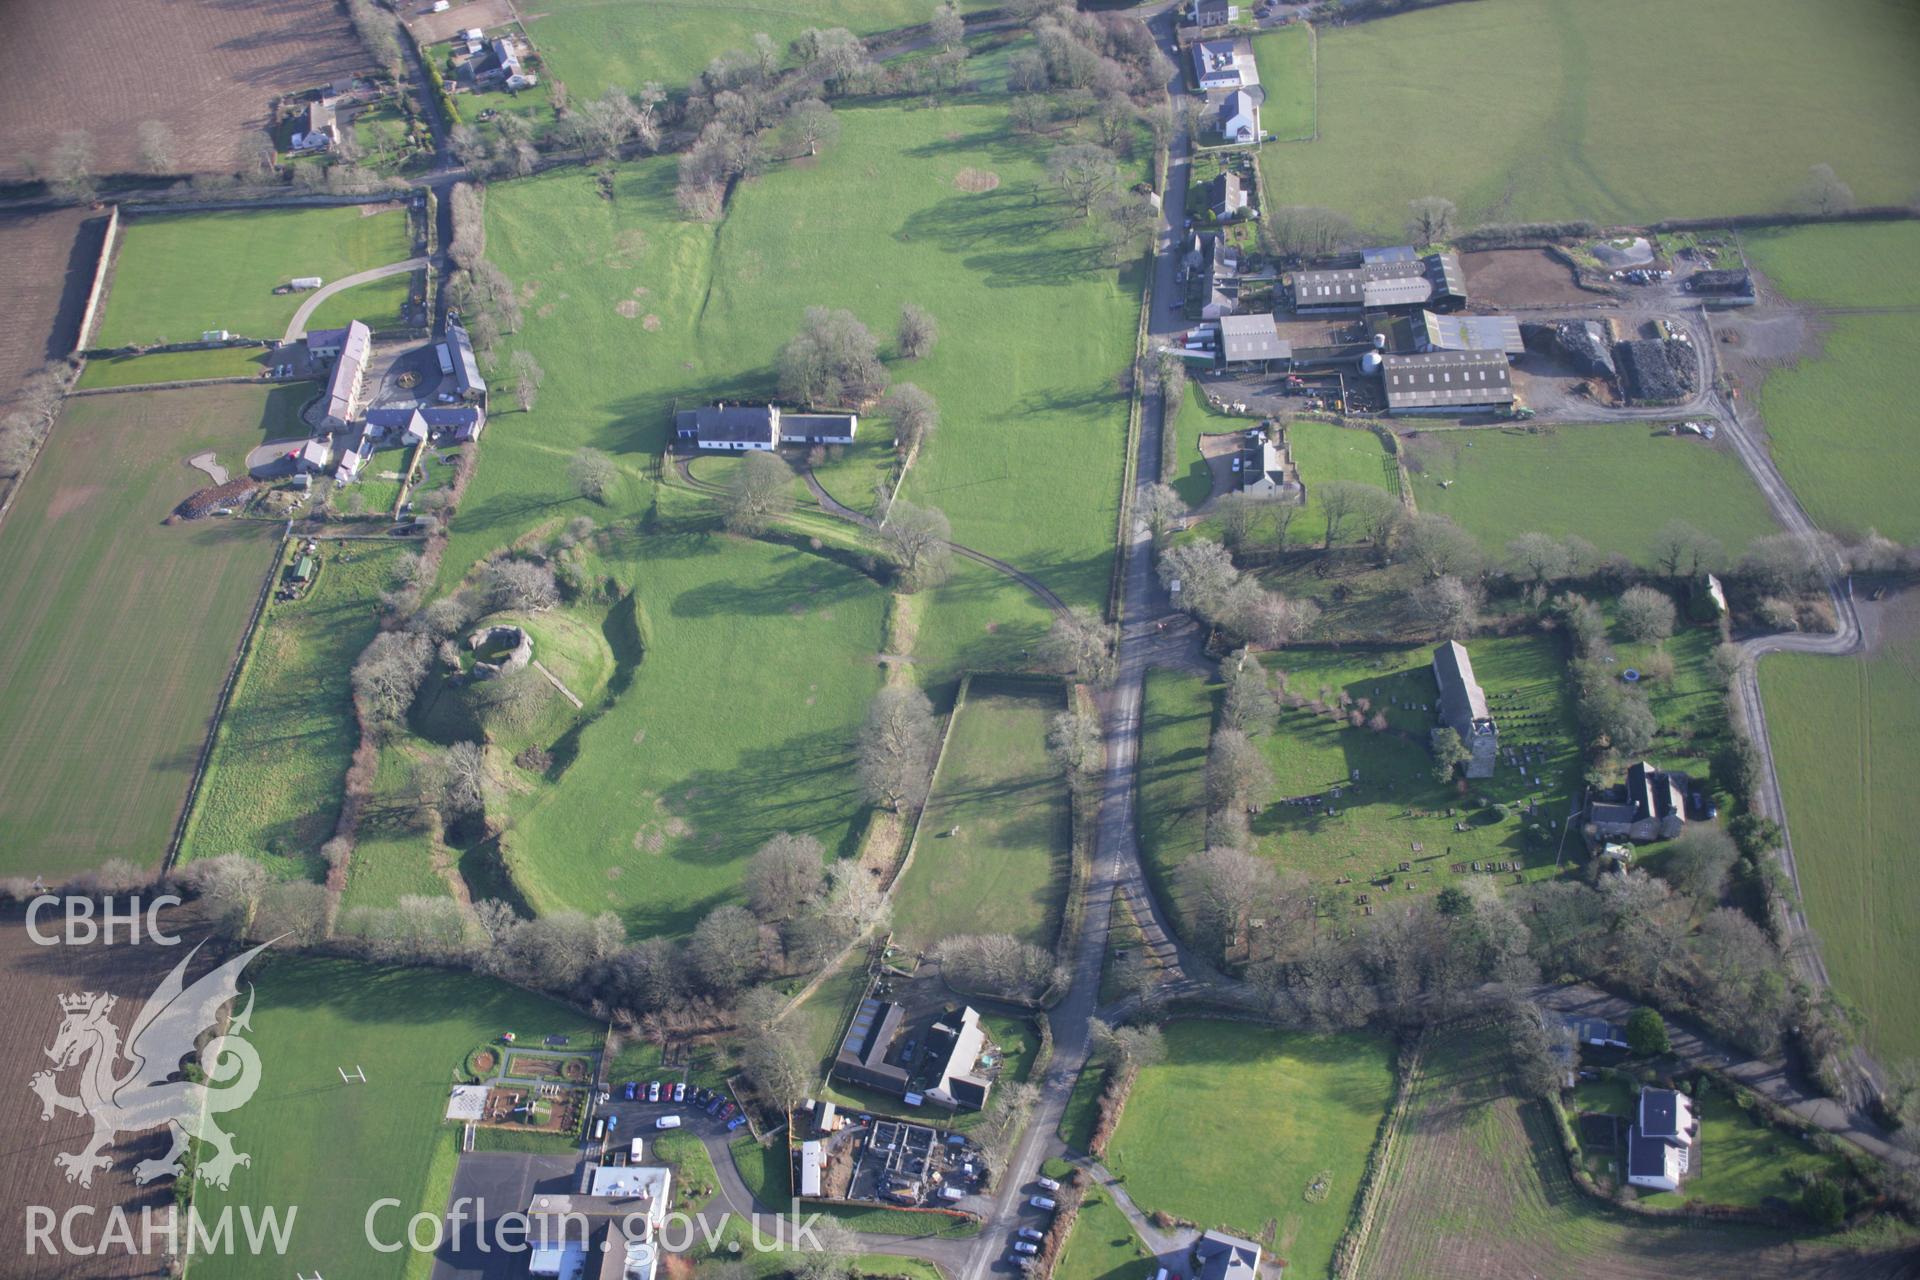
left=1521, top=320, right=1616, bottom=380
left=1614, top=339, right=1697, bottom=403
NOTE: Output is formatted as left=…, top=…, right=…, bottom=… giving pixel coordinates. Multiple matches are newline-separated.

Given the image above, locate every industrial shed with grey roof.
left=1288, top=251, right=1466, bottom=314
left=1380, top=350, right=1513, bottom=413
left=1417, top=310, right=1524, bottom=355
left=1217, top=313, right=1292, bottom=365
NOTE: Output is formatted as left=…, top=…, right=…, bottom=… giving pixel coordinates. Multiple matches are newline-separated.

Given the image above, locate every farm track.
left=282, top=258, right=429, bottom=342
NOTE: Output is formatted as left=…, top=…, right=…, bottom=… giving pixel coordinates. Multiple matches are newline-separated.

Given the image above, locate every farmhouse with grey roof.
left=1206, top=171, right=1248, bottom=221
left=675, top=404, right=858, bottom=451
left=1432, top=640, right=1497, bottom=778
left=1585, top=760, right=1688, bottom=843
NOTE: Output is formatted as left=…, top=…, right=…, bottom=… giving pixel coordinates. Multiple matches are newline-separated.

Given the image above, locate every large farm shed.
left=1380, top=350, right=1513, bottom=413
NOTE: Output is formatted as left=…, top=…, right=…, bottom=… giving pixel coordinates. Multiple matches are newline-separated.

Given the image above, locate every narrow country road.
left=282, top=257, right=427, bottom=342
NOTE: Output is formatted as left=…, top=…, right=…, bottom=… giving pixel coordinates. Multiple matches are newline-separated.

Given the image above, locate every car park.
left=1029, top=1196, right=1056, bottom=1211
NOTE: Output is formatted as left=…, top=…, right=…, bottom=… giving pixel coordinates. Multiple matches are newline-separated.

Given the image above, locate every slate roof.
left=1381, top=350, right=1513, bottom=410
left=1433, top=641, right=1492, bottom=733
left=1640, top=1087, right=1688, bottom=1141
left=1218, top=313, right=1291, bottom=363
left=676, top=404, right=778, bottom=445
left=321, top=320, right=371, bottom=423
left=1195, top=1230, right=1262, bottom=1280
left=447, top=321, right=484, bottom=399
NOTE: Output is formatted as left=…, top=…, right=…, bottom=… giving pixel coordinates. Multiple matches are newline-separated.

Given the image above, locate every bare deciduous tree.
left=878, top=499, right=952, bottom=591
left=1618, top=584, right=1677, bottom=644
left=1205, top=727, right=1272, bottom=816
left=857, top=686, right=938, bottom=812
left=778, top=306, right=888, bottom=407
left=1138, top=482, right=1185, bottom=543
left=1046, top=143, right=1120, bottom=217
left=688, top=904, right=765, bottom=996
left=720, top=450, right=795, bottom=535
left=135, top=121, right=175, bottom=174
left=897, top=303, right=938, bottom=360
left=1797, top=163, right=1855, bottom=216
left=510, top=350, right=545, bottom=412
left=883, top=382, right=938, bottom=456
left=1406, top=195, right=1457, bottom=246
left=1043, top=606, right=1115, bottom=684
left=48, top=131, right=96, bottom=202
left=745, top=832, right=826, bottom=922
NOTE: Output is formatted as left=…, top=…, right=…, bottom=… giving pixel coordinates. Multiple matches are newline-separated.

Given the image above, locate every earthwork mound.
left=954, top=168, right=1000, bottom=193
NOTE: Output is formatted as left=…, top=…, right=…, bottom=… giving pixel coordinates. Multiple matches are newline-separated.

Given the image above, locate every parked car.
left=673, top=1082, right=687, bottom=1103
left=656, top=1115, right=683, bottom=1130
left=648, top=1081, right=662, bottom=1102
left=720, top=1103, right=738, bottom=1120
left=1018, top=1228, right=1045, bottom=1243
left=727, top=1114, right=747, bottom=1131
left=623, top=1082, right=637, bottom=1101
left=1029, top=1196, right=1057, bottom=1211
left=1013, top=1243, right=1039, bottom=1256
left=706, top=1096, right=726, bottom=1115
left=1036, top=1177, right=1061, bottom=1192
left=607, top=1113, right=619, bottom=1130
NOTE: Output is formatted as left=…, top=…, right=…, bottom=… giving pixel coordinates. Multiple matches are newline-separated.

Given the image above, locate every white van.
left=940, top=1186, right=965, bottom=1202
left=656, top=1115, right=683, bottom=1130
left=629, top=1138, right=644, bottom=1162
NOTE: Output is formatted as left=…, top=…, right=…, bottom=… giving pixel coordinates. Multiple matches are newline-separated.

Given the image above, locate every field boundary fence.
left=163, top=522, right=292, bottom=872
left=74, top=204, right=120, bottom=352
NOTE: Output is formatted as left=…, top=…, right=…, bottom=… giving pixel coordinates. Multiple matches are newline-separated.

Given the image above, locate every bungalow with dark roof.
left=674, top=404, right=857, bottom=451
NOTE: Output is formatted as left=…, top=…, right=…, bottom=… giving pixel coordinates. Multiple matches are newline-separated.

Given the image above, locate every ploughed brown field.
left=0, top=906, right=214, bottom=1279
left=0, top=0, right=371, bottom=180
left=0, top=209, right=98, bottom=404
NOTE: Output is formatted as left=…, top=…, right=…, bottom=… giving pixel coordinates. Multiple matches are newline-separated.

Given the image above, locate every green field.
left=414, top=83, right=1137, bottom=932
left=95, top=205, right=413, bottom=347
left=1259, top=0, right=1920, bottom=237
left=339, top=743, right=458, bottom=910
left=1249, top=24, right=1314, bottom=142
left=1743, top=222, right=1920, bottom=543
left=1761, top=600, right=1920, bottom=1060
left=1104, top=1021, right=1395, bottom=1280
left=1179, top=411, right=1397, bottom=542
left=1139, top=636, right=1580, bottom=923
left=188, top=956, right=602, bottom=1280
left=0, top=386, right=295, bottom=875
left=76, top=345, right=272, bottom=388
left=889, top=684, right=1071, bottom=951
left=1355, top=1028, right=1903, bottom=1278
left=304, top=270, right=415, bottom=334
left=523, top=0, right=997, bottom=98
left=181, top=541, right=414, bottom=878
left=1403, top=425, right=1781, bottom=562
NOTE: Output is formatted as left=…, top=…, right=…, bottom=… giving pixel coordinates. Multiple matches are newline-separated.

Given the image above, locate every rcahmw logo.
left=26, top=1204, right=297, bottom=1259
left=30, top=939, right=272, bottom=1191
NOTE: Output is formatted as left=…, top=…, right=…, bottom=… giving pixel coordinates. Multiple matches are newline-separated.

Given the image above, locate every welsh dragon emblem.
left=29, top=940, right=270, bottom=1190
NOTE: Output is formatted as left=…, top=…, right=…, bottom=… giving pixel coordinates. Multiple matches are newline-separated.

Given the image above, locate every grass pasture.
left=1054, top=1190, right=1150, bottom=1280
left=1259, top=0, right=1920, bottom=238
left=1402, top=424, right=1781, bottom=563
left=1248, top=24, right=1314, bottom=142
left=186, top=956, right=601, bottom=1280
left=304, top=268, right=414, bottom=334
left=1742, top=222, right=1920, bottom=543
left=523, top=0, right=997, bottom=98
left=181, top=540, right=415, bottom=878
left=1355, top=1029, right=1900, bottom=1279
left=1104, top=1020, right=1395, bottom=1280
left=95, top=205, right=413, bottom=347
left=76, top=344, right=273, bottom=388
left=0, top=386, right=295, bottom=875
left=1759, top=593, right=1920, bottom=1061
left=889, top=682, right=1072, bottom=952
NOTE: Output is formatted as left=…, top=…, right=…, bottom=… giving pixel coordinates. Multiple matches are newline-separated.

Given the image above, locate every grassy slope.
left=96, top=206, right=412, bottom=346
left=188, top=956, right=602, bottom=1280
left=1743, top=222, right=1920, bottom=543
left=1137, top=669, right=1215, bottom=908
left=0, top=386, right=293, bottom=874
left=1760, top=603, right=1920, bottom=1060
left=305, top=270, right=413, bottom=333
left=1104, top=1021, right=1395, bottom=1279
left=1404, top=424, right=1780, bottom=562
left=890, top=686, right=1071, bottom=951
left=1248, top=24, right=1314, bottom=142
left=526, top=0, right=998, bottom=98
left=181, top=541, right=410, bottom=876
left=1260, top=0, right=1920, bottom=238
left=436, top=86, right=1137, bottom=932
